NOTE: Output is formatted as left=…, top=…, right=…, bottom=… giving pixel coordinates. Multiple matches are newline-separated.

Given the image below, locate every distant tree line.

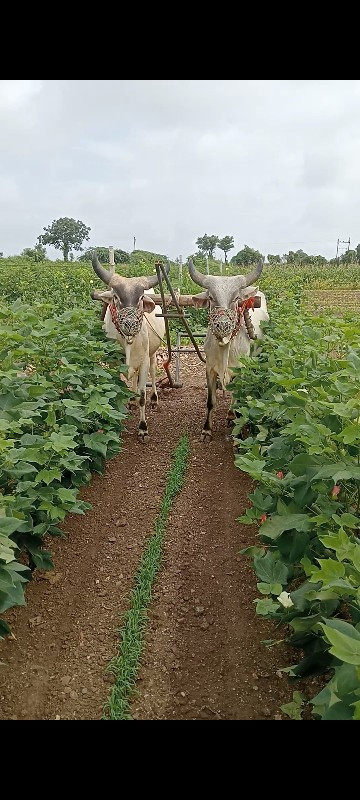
left=195, top=234, right=360, bottom=266
left=4, top=218, right=360, bottom=267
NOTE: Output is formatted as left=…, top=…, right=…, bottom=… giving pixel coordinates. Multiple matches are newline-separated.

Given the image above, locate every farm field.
left=1, top=255, right=360, bottom=720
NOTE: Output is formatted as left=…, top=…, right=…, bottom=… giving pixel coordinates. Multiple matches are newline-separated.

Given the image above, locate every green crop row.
left=0, top=299, right=130, bottom=638
left=232, top=300, right=360, bottom=720
left=2, top=256, right=360, bottom=308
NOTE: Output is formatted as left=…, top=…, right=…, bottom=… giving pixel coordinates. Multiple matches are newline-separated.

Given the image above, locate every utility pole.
left=336, top=237, right=350, bottom=263
left=108, top=246, right=115, bottom=274
left=179, top=255, right=182, bottom=291
left=206, top=254, right=209, bottom=274
left=133, top=236, right=136, bottom=251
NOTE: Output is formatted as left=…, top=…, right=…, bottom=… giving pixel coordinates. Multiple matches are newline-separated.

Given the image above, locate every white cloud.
left=1, top=80, right=360, bottom=260
left=0, top=80, right=42, bottom=111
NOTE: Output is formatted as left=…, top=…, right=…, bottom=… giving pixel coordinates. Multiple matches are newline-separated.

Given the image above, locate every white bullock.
left=92, top=252, right=166, bottom=439
left=188, top=259, right=269, bottom=439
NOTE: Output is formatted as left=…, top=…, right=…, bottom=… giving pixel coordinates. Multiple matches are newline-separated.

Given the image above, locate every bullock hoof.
left=138, top=421, right=149, bottom=442
left=201, top=429, right=212, bottom=442
left=150, top=394, right=159, bottom=411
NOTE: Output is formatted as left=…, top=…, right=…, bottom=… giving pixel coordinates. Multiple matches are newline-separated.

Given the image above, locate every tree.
left=310, top=254, right=328, bottom=266
left=341, top=249, right=357, bottom=265
left=283, top=249, right=309, bottom=265
left=196, top=234, right=218, bottom=258
left=21, top=243, right=46, bottom=262
left=78, top=246, right=129, bottom=265
left=355, top=243, right=360, bottom=262
left=217, top=236, right=234, bottom=263
left=267, top=254, right=281, bottom=265
left=231, top=244, right=264, bottom=267
left=38, top=217, right=91, bottom=261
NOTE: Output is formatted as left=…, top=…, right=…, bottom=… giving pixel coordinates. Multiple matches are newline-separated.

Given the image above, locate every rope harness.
left=209, top=296, right=256, bottom=341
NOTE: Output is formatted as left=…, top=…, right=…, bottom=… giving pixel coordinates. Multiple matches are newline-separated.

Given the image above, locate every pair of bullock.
left=91, top=253, right=269, bottom=440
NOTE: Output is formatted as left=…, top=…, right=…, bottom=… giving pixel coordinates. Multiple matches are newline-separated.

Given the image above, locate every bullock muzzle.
left=109, top=302, right=143, bottom=344
left=209, top=307, right=237, bottom=345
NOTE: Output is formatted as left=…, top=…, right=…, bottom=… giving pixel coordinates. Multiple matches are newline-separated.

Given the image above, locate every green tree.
left=341, top=249, right=357, bottom=265
left=355, top=243, right=360, bottom=262
left=196, top=234, right=218, bottom=258
left=267, top=254, right=281, bottom=264
left=38, top=217, right=91, bottom=261
left=217, top=235, right=234, bottom=263
left=283, top=249, right=309, bottom=265
left=310, top=254, right=328, bottom=266
left=21, top=243, right=47, bottom=262
left=231, top=244, right=264, bottom=267
left=79, top=246, right=129, bottom=265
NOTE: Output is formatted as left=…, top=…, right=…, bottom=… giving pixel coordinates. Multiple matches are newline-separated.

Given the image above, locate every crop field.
left=0, top=254, right=360, bottom=720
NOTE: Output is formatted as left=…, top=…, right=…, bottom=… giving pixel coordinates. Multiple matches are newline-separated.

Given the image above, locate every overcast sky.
left=1, top=80, right=360, bottom=261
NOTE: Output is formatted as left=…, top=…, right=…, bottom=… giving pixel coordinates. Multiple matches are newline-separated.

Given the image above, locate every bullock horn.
left=188, top=258, right=210, bottom=289
left=241, top=260, right=264, bottom=288
left=92, top=251, right=112, bottom=285
left=144, top=259, right=170, bottom=289
left=91, top=289, right=113, bottom=302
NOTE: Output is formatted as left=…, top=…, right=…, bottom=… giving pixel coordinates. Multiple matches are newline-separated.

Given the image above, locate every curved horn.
left=92, top=251, right=111, bottom=285
left=241, top=259, right=264, bottom=288
left=144, top=259, right=170, bottom=289
left=188, top=258, right=210, bottom=288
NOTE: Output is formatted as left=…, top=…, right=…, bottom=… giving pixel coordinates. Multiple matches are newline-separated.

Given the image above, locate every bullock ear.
left=142, top=296, right=156, bottom=313
left=192, top=292, right=209, bottom=309
left=240, top=285, right=258, bottom=300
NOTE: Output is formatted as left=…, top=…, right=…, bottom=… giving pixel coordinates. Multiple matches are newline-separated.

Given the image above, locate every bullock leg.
left=226, top=376, right=236, bottom=427
left=137, top=356, right=150, bottom=441
left=149, top=354, right=159, bottom=411
left=202, top=368, right=217, bottom=441
left=127, top=368, right=138, bottom=409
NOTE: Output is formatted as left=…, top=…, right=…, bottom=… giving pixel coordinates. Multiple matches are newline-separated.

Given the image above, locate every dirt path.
left=0, top=358, right=293, bottom=720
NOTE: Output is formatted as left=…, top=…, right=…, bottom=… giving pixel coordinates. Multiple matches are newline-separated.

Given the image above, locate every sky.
left=1, top=79, right=360, bottom=261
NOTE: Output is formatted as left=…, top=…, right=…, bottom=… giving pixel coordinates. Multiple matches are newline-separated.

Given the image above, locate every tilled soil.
left=0, top=357, right=295, bottom=720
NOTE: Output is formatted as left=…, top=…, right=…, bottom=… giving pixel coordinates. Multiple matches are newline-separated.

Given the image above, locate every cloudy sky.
left=1, top=80, right=360, bottom=261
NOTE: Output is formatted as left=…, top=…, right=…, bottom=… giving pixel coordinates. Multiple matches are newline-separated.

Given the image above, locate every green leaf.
left=310, top=559, right=345, bottom=584
left=335, top=663, right=360, bottom=696
left=239, top=545, right=266, bottom=558
left=0, top=619, right=11, bottom=639
left=35, top=468, right=62, bottom=485
left=260, top=513, right=312, bottom=539
left=253, top=551, right=288, bottom=584
left=321, top=622, right=360, bottom=665
left=313, top=463, right=360, bottom=482
left=336, top=513, right=360, bottom=529
left=25, top=542, right=54, bottom=571
left=83, top=433, right=108, bottom=458
left=323, top=701, right=355, bottom=720
left=280, top=691, right=304, bottom=720
left=340, top=424, right=360, bottom=444
left=257, top=582, right=283, bottom=596
left=0, top=517, right=21, bottom=535
left=255, top=598, right=279, bottom=616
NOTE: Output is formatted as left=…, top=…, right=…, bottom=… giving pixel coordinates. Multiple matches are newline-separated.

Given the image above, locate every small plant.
left=104, top=435, right=189, bottom=720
